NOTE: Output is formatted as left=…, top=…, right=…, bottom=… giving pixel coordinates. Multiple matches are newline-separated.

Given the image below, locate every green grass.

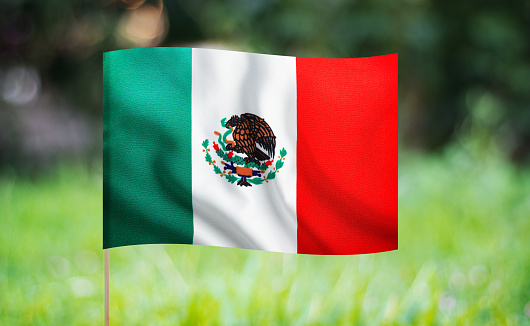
left=1, top=149, right=529, bottom=325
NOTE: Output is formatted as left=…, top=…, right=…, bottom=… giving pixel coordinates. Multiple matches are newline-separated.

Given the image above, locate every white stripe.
left=191, top=48, right=297, bottom=253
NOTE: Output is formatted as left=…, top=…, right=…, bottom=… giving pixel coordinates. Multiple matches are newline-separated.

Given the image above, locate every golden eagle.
left=225, top=113, right=276, bottom=165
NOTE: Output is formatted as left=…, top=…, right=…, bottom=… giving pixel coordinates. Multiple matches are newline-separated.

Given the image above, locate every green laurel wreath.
left=202, top=117, right=287, bottom=186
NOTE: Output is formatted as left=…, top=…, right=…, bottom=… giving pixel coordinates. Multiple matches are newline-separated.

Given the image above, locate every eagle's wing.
left=242, top=113, right=276, bottom=159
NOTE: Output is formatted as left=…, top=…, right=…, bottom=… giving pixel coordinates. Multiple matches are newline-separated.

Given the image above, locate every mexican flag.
left=103, top=47, right=397, bottom=255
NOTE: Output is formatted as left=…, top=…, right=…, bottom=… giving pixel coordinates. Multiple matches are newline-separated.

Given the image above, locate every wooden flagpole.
left=105, top=249, right=110, bottom=326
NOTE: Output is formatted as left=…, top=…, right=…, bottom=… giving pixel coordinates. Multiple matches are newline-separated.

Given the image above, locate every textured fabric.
left=191, top=49, right=297, bottom=253
left=296, top=54, right=398, bottom=254
left=103, top=47, right=398, bottom=255
left=103, top=48, right=193, bottom=248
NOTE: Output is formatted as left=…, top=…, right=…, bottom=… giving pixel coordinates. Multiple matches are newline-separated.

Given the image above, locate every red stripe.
left=296, top=54, right=398, bottom=255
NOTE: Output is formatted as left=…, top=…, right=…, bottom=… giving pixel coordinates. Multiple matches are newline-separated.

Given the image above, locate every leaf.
left=221, top=117, right=227, bottom=128
left=213, top=164, right=222, bottom=174
left=217, top=150, right=228, bottom=160
left=205, top=153, right=212, bottom=163
left=275, top=159, right=284, bottom=170
left=202, top=139, right=209, bottom=149
left=244, top=161, right=259, bottom=169
left=226, top=174, right=239, bottom=184
left=266, top=171, right=276, bottom=180
left=232, top=156, right=245, bottom=165
left=280, top=147, right=287, bottom=157
left=241, top=160, right=268, bottom=170
left=247, top=178, right=264, bottom=185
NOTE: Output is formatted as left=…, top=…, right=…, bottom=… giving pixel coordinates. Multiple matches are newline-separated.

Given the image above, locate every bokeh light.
left=1, top=66, right=40, bottom=105
left=117, top=0, right=146, bottom=10
left=118, top=2, right=168, bottom=47
left=67, top=277, right=95, bottom=298
left=54, top=16, right=107, bottom=58
left=438, top=292, right=457, bottom=315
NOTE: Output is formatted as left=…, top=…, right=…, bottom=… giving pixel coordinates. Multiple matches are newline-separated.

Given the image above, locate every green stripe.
left=103, top=47, right=193, bottom=248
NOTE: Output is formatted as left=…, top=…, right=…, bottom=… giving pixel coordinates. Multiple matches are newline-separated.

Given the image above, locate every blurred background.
left=1, top=0, right=529, bottom=325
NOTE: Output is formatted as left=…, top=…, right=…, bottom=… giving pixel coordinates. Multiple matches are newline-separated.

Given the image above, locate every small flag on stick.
left=103, top=47, right=398, bottom=255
